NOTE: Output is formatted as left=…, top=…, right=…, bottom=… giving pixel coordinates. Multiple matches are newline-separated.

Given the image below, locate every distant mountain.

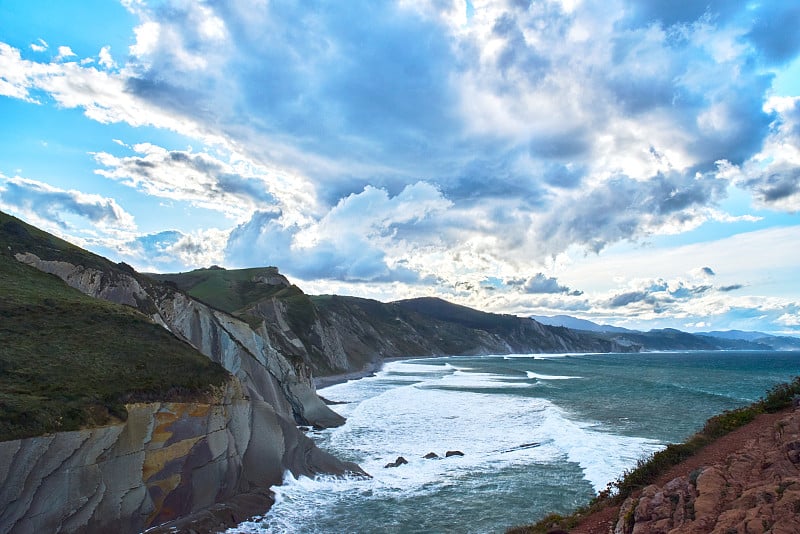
left=702, top=330, right=773, bottom=342
left=757, top=336, right=800, bottom=351
left=530, top=314, right=632, bottom=333
left=527, top=315, right=797, bottom=351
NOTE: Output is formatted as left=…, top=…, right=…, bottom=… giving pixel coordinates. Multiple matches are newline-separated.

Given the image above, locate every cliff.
left=151, top=269, right=637, bottom=377
left=0, top=380, right=355, bottom=534
left=0, top=212, right=360, bottom=534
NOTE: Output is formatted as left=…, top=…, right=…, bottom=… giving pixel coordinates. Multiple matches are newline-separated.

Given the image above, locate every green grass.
left=149, top=266, right=287, bottom=314
left=507, top=377, right=800, bottom=533
left=0, top=221, right=229, bottom=441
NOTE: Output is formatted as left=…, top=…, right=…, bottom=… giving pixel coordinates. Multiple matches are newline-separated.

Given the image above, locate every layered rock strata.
left=0, top=381, right=360, bottom=534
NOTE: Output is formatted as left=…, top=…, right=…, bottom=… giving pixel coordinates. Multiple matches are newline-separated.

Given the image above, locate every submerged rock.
left=384, top=456, right=409, bottom=468
left=445, top=450, right=465, bottom=457
left=423, top=452, right=439, bottom=459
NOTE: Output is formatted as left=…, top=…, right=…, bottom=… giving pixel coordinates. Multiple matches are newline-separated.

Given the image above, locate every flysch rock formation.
left=3, top=249, right=361, bottom=533
left=14, top=252, right=343, bottom=428
left=244, top=294, right=635, bottom=378
left=614, top=407, right=800, bottom=534
left=0, top=380, right=358, bottom=534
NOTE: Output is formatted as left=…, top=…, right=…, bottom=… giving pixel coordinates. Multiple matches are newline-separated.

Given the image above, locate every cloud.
left=746, top=2, right=800, bottom=65
left=55, top=46, right=77, bottom=61
left=533, top=171, right=729, bottom=256
left=0, top=1, right=797, bottom=302
left=719, top=284, right=743, bottom=292
left=717, top=96, right=800, bottom=212
left=93, top=143, right=281, bottom=218
left=607, top=277, right=713, bottom=310
left=226, top=182, right=451, bottom=282
left=507, top=273, right=583, bottom=296
left=98, top=46, right=116, bottom=69
left=30, top=39, right=48, bottom=53
left=0, top=175, right=135, bottom=231
left=701, top=267, right=716, bottom=276
left=117, top=228, right=228, bottom=272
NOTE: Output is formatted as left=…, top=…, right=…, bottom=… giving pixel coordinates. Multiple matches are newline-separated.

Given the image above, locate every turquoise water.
left=230, top=351, right=800, bottom=534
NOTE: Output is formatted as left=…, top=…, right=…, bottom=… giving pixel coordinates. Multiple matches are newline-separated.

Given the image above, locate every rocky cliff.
left=249, top=295, right=636, bottom=376
left=153, top=267, right=637, bottom=377
left=0, top=212, right=359, bottom=534
left=13, top=251, right=343, bottom=428
left=613, top=407, right=800, bottom=534
left=0, top=380, right=357, bottom=534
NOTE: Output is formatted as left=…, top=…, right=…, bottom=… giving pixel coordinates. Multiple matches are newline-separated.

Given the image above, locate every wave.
left=526, top=371, right=582, bottom=380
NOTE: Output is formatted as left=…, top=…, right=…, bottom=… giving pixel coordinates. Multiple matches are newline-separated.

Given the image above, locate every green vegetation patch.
left=149, top=266, right=287, bottom=314
left=508, top=377, right=800, bottom=533
left=0, top=248, right=229, bottom=442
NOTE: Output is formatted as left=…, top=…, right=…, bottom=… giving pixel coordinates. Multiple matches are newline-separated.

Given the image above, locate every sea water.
left=229, top=351, right=800, bottom=533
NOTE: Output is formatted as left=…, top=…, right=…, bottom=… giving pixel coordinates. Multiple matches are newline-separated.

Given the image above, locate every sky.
left=1, top=0, right=799, bottom=335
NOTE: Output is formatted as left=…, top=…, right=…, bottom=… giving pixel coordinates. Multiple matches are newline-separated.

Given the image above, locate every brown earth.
left=570, top=406, right=800, bottom=534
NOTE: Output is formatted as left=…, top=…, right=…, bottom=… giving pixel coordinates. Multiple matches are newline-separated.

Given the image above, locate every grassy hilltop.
left=0, top=212, right=229, bottom=441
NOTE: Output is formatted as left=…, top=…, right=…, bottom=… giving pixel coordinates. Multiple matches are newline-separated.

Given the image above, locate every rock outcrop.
left=13, top=252, right=342, bottom=429
left=614, top=409, right=800, bottom=534
left=0, top=380, right=361, bottom=534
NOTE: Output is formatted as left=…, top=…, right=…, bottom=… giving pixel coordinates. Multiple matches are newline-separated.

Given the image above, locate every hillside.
left=0, top=216, right=229, bottom=440
left=147, top=269, right=637, bottom=377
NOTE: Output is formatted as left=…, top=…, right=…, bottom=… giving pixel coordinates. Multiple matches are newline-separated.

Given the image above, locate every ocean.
left=229, top=350, right=800, bottom=533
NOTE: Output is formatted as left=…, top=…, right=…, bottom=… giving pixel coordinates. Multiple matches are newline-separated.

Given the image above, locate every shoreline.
left=313, top=355, right=420, bottom=390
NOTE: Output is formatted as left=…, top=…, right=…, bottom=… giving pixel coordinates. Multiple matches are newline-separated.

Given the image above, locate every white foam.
left=526, top=371, right=582, bottom=380
left=248, top=356, right=664, bottom=532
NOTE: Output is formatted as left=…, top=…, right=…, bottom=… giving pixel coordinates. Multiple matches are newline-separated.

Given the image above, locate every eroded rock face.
left=13, top=252, right=343, bottom=429
left=0, top=382, right=359, bottom=534
left=614, top=410, right=800, bottom=534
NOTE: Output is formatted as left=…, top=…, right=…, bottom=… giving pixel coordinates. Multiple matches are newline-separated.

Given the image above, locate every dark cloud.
left=528, top=132, right=590, bottom=159
left=542, top=164, right=585, bottom=189
left=745, top=163, right=800, bottom=204
left=609, top=279, right=713, bottom=310
left=719, top=284, right=743, bottom=292
left=507, top=273, right=583, bottom=296
left=491, top=11, right=550, bottom=85
left=610, top=291, right=650, bottom=308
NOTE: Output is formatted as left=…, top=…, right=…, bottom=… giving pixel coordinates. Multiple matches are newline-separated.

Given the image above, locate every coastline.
left=313, top=356, right=418, bottom=390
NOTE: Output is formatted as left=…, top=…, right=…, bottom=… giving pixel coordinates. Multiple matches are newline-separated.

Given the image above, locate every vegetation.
left=507, top=377, right=800, bottom=533
left=0, top=215, right=229, bottom=442
left=148, top=266, right=288, bottom=314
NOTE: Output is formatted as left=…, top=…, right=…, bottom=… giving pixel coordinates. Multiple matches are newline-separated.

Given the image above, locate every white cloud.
left=0, top=174, right=137, bottom=252
left=30, top=39, right=48, bottom=53
left=55, top=45, right=76, bottom=61
left=98, top=46, right=116, bottom=69
left=93, top=143, right=281, bottom=219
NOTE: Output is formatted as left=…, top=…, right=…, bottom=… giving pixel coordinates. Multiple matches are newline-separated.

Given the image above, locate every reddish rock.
left=612, top=409, right=800, bottom=534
